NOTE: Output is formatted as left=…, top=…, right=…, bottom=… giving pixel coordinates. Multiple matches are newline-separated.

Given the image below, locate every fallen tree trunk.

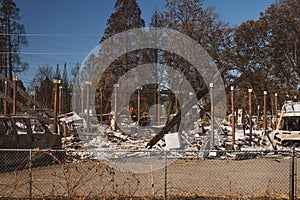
left=146, top=72, right=250, bottom=149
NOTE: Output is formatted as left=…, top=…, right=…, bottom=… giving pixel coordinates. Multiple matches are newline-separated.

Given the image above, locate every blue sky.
left=14, top=0, right=276, bottom=86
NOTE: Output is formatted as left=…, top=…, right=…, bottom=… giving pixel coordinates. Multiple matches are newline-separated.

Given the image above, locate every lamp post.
left=231, top=86, right=235, bottom=146
left=81, top=87, right=84, bottom=115
left=275, top=93, right=278, bottom=128
left=59, top=86, right=63, bottom=115
left=33, top=82, right=37, bottom=111
left=210, top=83, right=214, bottom=148
left=138, top=87, right=141, bottom=123
left=100, top=88, right=103, bottom=124
left=113, top=84, right=119, bottom=128
left=264, top=91, right=267, bottom=133
left=53, top=79, right=61, bottom=133
left=85, top=81, right=92, bottom=133
left=189, top=92, right=193, bottom=122
left=4, top=81, right=7, bottom=115
left=157, top=90, right=161, bottom=125
left=248, top=89, right=253, bottom=141
left=12, top=76, right=18, bottom=115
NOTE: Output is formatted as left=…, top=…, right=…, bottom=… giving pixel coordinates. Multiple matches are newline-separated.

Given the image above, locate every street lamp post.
left=248, top=89, right=253, bottom=142
left=231, top=86, right=235, bottom=146
left=85, top=81, right=92, bottom=133
left=59, top=86, right=63, bottom=115
left=113, top=84, right=119, bottom=129
left=138, top=87, right=141, bottom=123
left=275, top=93, right=278, bottom=128
left=264, top=91, right=267, bottom=133
left=4, top=81, right=7, bottom=115
left=53, top=79, right=61, bottom=134
left=13, top=76, right=18, bottom=115
left=210, top=83, right=214, bottom=148
left=33, top=82, right=37, bottom=111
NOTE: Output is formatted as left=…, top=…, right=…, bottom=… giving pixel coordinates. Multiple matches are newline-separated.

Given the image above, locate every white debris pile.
left=59, top=111, right=279, bottom=162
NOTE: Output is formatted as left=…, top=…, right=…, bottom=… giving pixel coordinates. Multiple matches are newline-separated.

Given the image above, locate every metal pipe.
left=231, top=86, right=235, bottom=145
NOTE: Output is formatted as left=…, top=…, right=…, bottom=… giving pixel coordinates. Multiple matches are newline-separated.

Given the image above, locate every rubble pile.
left=57, top=111, right=283, bottom=162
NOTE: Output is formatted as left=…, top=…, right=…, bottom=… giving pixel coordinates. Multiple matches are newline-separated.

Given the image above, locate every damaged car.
left=273, top=101, right=300, bottom=148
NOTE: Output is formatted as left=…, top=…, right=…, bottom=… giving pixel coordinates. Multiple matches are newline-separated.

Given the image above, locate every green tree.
left=95, top=0, right=145, bottom=123
left=31, top=65, right=54, bottom=109
left=0, top=0, right=28, bottom=80
left=162, top=0, right=234, bottom=112
left=62, top=62, right=71, bottom=113
left=0, top=0, right=27, bottom=114
left=100, top=0, right=145, bottom=42
left=232, top=0, right=300, bottom=113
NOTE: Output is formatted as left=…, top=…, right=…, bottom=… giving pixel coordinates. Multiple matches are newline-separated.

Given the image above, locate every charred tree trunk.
left=146, top=71, right=250, bottom=149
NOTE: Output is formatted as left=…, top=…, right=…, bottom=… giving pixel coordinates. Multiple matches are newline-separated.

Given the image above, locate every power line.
left=0, top=51, right=89, bottom=55
left=0, top=33, right=101, bottom=36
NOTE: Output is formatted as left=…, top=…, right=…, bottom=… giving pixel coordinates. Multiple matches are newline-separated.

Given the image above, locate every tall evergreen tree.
left=62, top=62, right=70, bottom=113
left=0, top=0, right=27, bottom=80
left=95, top=0, right=145, bottom=123
left=54, top=64, right=61, bottom=80
left=100, top=0, right=145, bottom=43
left=0, top=0, right=27, bottom=114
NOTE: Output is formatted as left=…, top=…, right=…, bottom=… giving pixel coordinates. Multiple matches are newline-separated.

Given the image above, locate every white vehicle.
left=273, top=101, right=300, bottom=148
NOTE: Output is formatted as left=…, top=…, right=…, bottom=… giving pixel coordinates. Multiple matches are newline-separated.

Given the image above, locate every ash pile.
left=58, top=111, right=276, bottom=162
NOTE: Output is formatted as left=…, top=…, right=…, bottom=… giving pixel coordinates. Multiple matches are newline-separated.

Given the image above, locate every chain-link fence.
left=0, top=148, right=298, bottom=199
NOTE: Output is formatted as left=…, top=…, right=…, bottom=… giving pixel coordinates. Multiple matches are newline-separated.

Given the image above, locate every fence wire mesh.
left=0, top=149, right=297, bottom=199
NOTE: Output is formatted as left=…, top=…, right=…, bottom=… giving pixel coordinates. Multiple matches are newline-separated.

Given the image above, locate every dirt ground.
left=0, top=153, right=296, bottom=199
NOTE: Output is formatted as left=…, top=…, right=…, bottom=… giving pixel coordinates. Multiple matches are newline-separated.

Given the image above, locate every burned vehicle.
left=0, top=115, right=61, bottom=149
left=273, top=101, right=300, bottom=148
left=0, top=115, right=62, bottom=170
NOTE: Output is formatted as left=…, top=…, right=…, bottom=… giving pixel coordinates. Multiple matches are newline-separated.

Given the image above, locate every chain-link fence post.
left=29, top=149, right=32, bottom=199
left=164, top=150, right=167, bottom=200
left=290, top=147, right=296, bottom=200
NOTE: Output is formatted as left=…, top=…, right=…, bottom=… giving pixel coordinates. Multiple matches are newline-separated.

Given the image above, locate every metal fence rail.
left=0, top=148, right=297, bottom=199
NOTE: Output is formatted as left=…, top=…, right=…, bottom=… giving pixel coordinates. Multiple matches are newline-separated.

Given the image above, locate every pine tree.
left=62, top=62, right=70, bottom=113
left=100, top=0, right=145, bottom=43
left=96, top=0, right=145, bottom=123
left=0, top=0, right=27, bottom=80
